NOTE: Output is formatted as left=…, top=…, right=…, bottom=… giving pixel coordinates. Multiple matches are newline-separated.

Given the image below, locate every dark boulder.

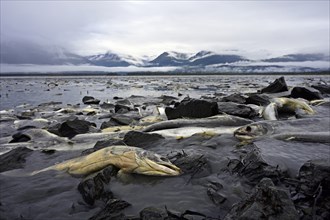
left=100, top=102, right=115, bottom=109
left=123, top=131, right=165, bottom=149
left=170, top=152, right=212, bottom=179
left=9, top=133, right=31, bottom=143
left=0, top=147, right=33, bottom=172
left=311, top=84, right=330, bottom=94
left=82, top=96, right=100, bottom=105
left=224, top=178, right=299, bottom=220
left=140, top=207, right=167, bottom=220
left=291, top=86, right=323, bottom=101
left=221, top=93, right=246, bottom=104
left=298, top=159, right=330, bottom=196
left=207, top=181, right=226, bottom=205
left=245, top=93, right=271, bottom=106
left=78, top=166, right=118, bottom=205
left=228, top=148, right=283, bottom=185
left=160, top=95, right=178, bottom=105
left=114, top=104, right=133, bottom=114
left=261, top=77, right=288, bottom=93
left=111, top=115, right=138, bottom=126
left=88, top=199, right=131, bottom=220
left=58, top=118, right=97, bottom=139
left=217, top=102, right=257, bottom=119
left=292, top=159, right=330, bottom=220
left=165, top=98, right=218, bottom=120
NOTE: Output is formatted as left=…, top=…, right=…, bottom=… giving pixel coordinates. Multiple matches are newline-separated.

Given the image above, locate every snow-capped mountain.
left=148, top=50, right=248, bottom=67
left=86, top=51, right=146, bottom=67
left=148, top=51, right=192, bottom=66
left=1, top=41, right=329, bottom=73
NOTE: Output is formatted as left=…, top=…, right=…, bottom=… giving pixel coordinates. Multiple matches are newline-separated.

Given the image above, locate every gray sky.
left=1, top=0, right=329, bottom=58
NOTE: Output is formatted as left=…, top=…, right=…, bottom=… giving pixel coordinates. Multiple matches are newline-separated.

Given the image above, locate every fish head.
left=234, top=123, right=268, bottom=141
left=134, top=150, right=182, bottom=176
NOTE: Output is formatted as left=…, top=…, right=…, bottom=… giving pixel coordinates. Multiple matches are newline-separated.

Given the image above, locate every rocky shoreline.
left=0, top=75, right=329, bottom=220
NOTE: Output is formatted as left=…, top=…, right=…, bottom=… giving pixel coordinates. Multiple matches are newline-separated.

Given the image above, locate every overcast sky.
left=1, top=0, right=329, bottom=58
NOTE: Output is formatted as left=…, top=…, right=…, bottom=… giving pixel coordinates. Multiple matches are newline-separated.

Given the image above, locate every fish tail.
left=30, top=166, right=55, bottom=176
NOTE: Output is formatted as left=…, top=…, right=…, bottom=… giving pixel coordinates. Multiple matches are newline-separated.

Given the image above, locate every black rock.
left=207, top=181, right=226, bottom=205
left=0, top=147, right=33, bottom=172
left=221, top=93, right=246, bottom=104
left=58, top=118, right=96, bottom=139
left=82, top=96, right=100, bottom=105
left=160, top=95, right=178, bottom=105
left=298, top=159, right=330, bottom=196
left=100, top=102, right=115, bottom=109
left=171, top=152, right=211, bottom=179
left=261, top=77, right=288, bottom=93
left=78, top=166, right=118, bottom=205
left=217, top=102, right=257, bottom=119
left=311, top=84, right=330, bottom=94
left=165, top=98, right=219, bottom=120
left=9, top=133, right=31, bottom=143
left=228, top=147, right=283, bottom=185
left=291, top=86, right=323, bottom=101
left=89, top=199, right=131, bottom=220
left=115, top=104, right=132, bottom=114
left=140, top=207, right=167, bottom=220
left=100, top=120, right=120, bottom=130
left=245, top=93, right=271, bottom=106
left=123, top=131, right=165, bottom=149
left=224, top=178, right=299, bottom=220
left=111, top=115, right=137, bottom=126
left=291, top=159, right=330, bottom=219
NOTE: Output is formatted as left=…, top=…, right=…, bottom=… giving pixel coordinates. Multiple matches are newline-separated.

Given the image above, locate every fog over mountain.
left=1, top=1, right=329, bottom=73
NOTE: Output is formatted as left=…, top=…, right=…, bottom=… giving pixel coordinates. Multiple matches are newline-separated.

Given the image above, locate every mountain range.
left=1, top=41, right=329, bottom=73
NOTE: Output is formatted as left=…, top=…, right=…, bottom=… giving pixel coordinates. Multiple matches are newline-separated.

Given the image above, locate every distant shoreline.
left=0, top=71, right=329, bottom=77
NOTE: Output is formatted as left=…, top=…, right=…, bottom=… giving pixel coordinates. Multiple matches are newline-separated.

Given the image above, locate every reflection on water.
left=1, top=75, right=329, bottom=110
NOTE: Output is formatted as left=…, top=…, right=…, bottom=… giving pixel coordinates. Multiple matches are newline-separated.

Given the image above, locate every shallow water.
left=0, top=75, right=329, bottom=219
left=1, top=75, right=329, bottom=110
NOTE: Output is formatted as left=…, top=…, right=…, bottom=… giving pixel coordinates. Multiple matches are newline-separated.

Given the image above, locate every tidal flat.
left=0, top=74, right=329, bottom=220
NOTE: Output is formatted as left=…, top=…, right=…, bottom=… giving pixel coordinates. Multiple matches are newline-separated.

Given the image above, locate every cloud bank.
left=1, top=1, right=329, bottom=59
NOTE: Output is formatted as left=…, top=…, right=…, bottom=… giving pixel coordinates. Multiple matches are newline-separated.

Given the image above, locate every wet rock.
left=224, top=178, right=299, bottom=220
left=111, top=115, right=138, bottom=126
left=217, top=102, right=257, bottom=119
left=221, top=93, right=246, bottom=104
left=82, top=96, right=100, bottom=105
left=207, top=181, right=226, bottom=205
left=78, top=166, right=118, bottom=205
left=291, top=86, right=323, bottom=101
left=123, top=131, right=165, bottom=148
left=311, top=84, right=330, bottom=94
left=160, top=95, right=178, bottom=105
left=0, top=147, right=33, bottom=172
left=228, top=147, right=283, bottom=185
left=261, top=77, right=288, bottom=93
left=100, top=102, right=115, bottom=109
left=171, top=152, right=212, bottom=179
left=245, top=93, right=271, bottom=106
left=165, top=98, right=218, bottom=120
left=115, top=104, right=133, bottom=114
left=140, top=207, right=167, bottom=220
left=298, top=159, right=330, bottom=196
left=291, top=159, right=330, bottom=220
left=21, top=111, right=35, bottom=118
left=57, top=118, right=97, bottom=139
left=9, top=132, right=31, bottom=143
left=89, top=199, right=131, bottom=220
